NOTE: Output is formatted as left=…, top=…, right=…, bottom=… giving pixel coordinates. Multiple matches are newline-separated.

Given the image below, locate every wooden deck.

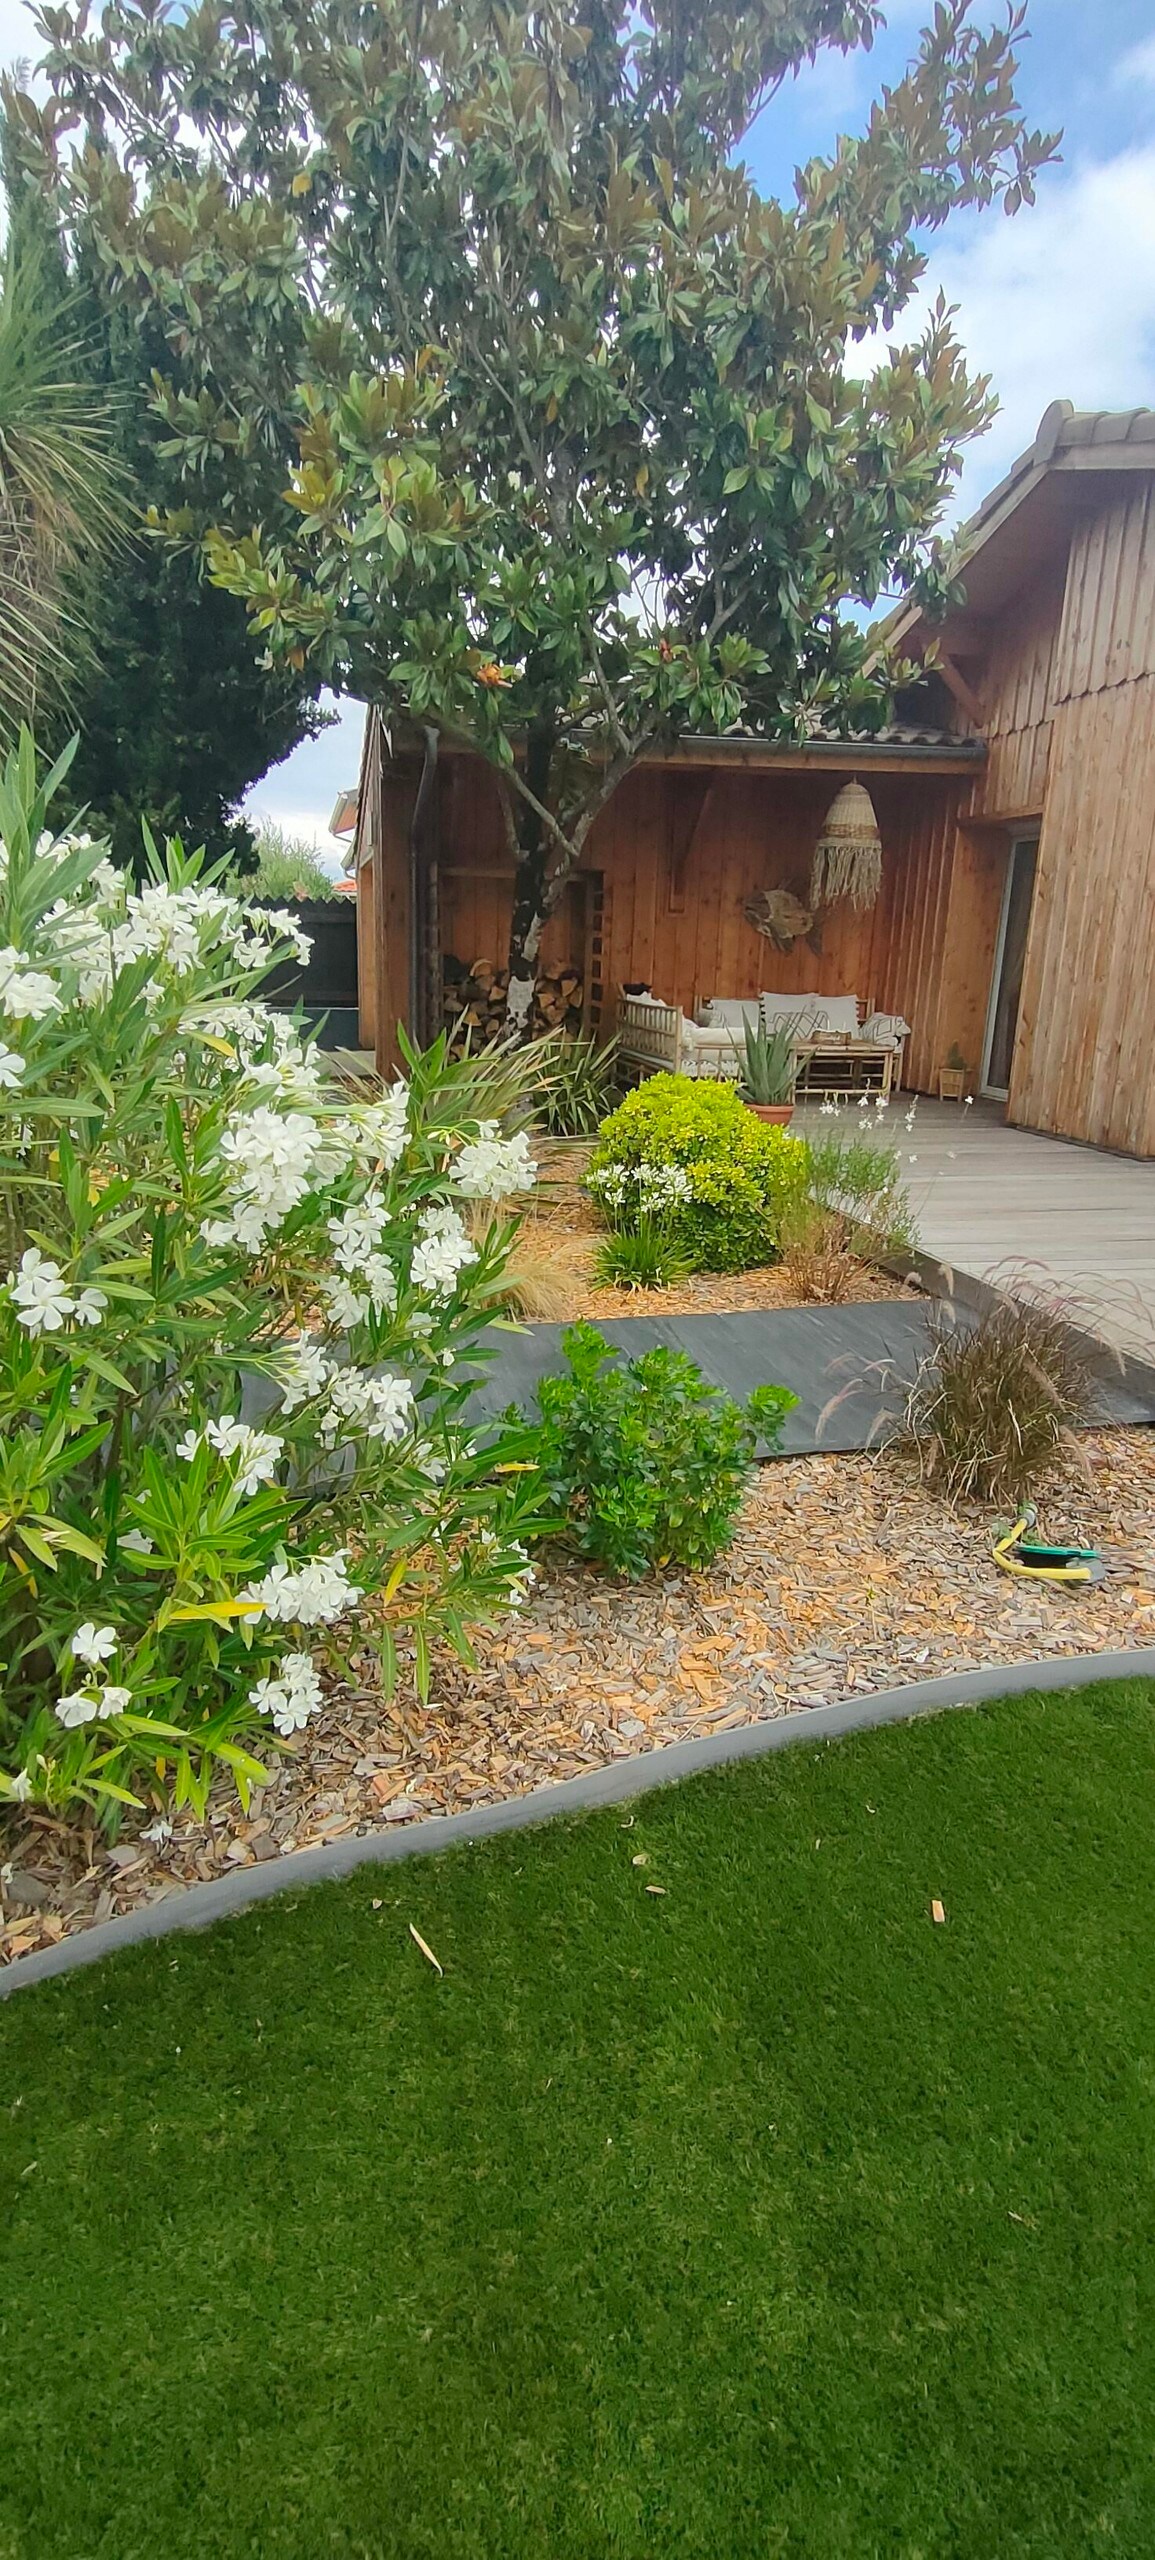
left=798, top=1097, right=1155, bottom=1362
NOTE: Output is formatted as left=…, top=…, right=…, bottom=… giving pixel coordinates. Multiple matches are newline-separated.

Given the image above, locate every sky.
left=3, top=0, right=1155, bottom=858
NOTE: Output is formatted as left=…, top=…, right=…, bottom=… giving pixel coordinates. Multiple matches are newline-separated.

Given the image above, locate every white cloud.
left=858, top=148, right=1155, bottom=522
left=1117, top=34, right=1155, bottom=87
left=0, top=0, right=39, bottom=75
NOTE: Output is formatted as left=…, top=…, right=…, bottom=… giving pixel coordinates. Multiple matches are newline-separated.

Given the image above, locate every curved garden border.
left=5, top=1644, right=1155, bottom=1999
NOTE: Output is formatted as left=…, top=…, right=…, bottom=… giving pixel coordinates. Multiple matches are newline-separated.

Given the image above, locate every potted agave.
left=733, top=1016, right=799, bottom=1125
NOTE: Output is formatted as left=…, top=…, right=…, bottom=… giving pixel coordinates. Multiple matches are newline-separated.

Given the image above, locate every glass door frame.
left=981, top=832, right=1038, bottom=1101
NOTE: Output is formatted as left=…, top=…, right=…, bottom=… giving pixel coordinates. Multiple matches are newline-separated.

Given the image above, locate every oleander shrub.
left=534, top=1319, right=797, bottom=1576
left=0, top=731, right=547, bottom=1826
left=586, top=1075, right=808, bottom=1272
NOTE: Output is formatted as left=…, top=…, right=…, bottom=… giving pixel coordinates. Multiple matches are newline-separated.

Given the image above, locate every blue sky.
left=3, top=0, right=1155, bottom=852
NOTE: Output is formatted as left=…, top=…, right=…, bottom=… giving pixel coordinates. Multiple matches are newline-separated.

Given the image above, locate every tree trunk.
left=505, top=713, right=557, bottom=1033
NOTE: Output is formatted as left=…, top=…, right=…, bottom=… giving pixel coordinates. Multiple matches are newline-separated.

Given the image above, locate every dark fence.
left=248, top=899, right=359, bottom=1047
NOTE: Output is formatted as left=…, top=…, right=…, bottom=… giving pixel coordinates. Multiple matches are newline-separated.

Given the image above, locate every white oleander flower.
left=203, top=1417, right=285, bottom=1496
left=141, top=1815, right=173, bottom=1846
left=410, top=1204, right=477, bottom=1300
left=321, top=1365, right=415, bottom=1445
left=175, top=1428, right=201, bottom=1464
left=0, top=947, right=60, bottom=1022
left=276, top=1339, right=334, bottom=1413
left=8, top=1768, right=33, bottom=1802
left=354, top=1084, right=409, bottom=1169
left=363, top=1253, right=398, bottom=1313
left=453, top=1122, right=537, bottom=1201
left=120, top=1528, right=155, bottom=1555
left=242, top=1549, right=362, bottom=1626
left=249, top=1649, right=325, bottom=1736
left=71, top=1622, right=117, bottom=1666
left=0, top=1041, right=25, bottom=1090
left=328, top=1197, right=387, bottom=1269
left=55, top=1682, right=130, bottom=1727
left=7, top=1248, right=75, bottom=1334
left=73, top=1285, right=108, bottom=1327
left=321, top=1273, right=372, bottom=1330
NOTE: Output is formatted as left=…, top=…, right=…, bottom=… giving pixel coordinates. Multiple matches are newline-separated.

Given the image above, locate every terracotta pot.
left=745, top=1101, right=794, bottom=1126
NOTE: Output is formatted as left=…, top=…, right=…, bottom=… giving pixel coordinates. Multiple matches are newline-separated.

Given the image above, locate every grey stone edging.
left=4, top=1644, right=1155, bottom=1999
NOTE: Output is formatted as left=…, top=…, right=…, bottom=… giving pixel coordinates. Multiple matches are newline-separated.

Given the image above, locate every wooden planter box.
left=937, top=1066, right=967, bottom=1100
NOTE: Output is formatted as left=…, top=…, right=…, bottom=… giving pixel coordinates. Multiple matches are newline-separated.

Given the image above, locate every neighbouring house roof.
left=881, top=400, right=1155, bottom=662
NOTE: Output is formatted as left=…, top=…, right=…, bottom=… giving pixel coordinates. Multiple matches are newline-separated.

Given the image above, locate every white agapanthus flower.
left=410, top=1203, right=477, bottom=1300
left=453, top=1122, right=537, bottom=1201
left=0, top=946, right=61, bottom=1023
left=242, top=1549, right=362, bottom=1626
left=71, top=1622, right=117, bottom=1665
left=0, top=1040, right=25, bottom=1090
left=8, top=1768, right=33, bottom=1803
left=249, top=1649, right=325, bottom=1736
left=7, top=1247, right=76, bottom=1334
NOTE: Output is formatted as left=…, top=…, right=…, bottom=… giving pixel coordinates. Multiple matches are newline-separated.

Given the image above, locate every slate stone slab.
left=465, top=1300, right=1155, bottom=1457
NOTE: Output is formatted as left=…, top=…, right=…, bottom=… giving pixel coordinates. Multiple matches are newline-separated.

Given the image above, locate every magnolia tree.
left=0, top=733, right=543, bottom=1826
left=10, top=0, right=1056, bottom=1017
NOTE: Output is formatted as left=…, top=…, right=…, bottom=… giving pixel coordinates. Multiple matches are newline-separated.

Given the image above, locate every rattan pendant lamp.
left=810, top=778, right=883, bottom=912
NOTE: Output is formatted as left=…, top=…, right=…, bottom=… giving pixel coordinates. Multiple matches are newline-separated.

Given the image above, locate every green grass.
left=3, top=1681, right=1155, bottom=2559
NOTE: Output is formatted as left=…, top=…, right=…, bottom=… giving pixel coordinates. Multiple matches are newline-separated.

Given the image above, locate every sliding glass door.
left=982, top=835, right=1037, bottom=1100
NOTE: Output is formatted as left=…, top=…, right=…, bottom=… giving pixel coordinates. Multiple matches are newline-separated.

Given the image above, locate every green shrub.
left=534, top=1320, right=797, bottom=1577
left=586, top=1075, right=808, bottom=1272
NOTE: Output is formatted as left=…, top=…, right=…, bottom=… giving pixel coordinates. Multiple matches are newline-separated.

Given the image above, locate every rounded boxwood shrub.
left=586, top=1075, right=809, bottom=1272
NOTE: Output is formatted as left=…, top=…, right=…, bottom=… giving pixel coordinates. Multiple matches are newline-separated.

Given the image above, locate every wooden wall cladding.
left=361, top=748, right=982, bottom=1093
left=1011, top=672, right=1155, bottom=1156
left=1053, top=483, right=1155, bottom=701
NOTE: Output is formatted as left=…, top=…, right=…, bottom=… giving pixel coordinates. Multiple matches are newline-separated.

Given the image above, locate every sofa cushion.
left=702, top=997, right=762, bottom=1031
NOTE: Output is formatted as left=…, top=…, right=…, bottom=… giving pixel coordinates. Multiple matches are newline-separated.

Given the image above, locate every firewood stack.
left=443, top=954, right=584, bottom=1045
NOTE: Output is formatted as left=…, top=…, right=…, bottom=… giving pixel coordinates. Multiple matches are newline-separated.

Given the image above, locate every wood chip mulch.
left=511, top=1139, right=914, bottom=1320
left=4, top=1429, right=1154, bottom=1966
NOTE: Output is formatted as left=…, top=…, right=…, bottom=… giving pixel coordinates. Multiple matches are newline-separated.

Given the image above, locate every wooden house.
left=352, top=398, right=1155, bottom=1158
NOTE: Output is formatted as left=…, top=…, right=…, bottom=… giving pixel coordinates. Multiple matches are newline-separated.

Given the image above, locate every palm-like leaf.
left=0, top=237, right=127, bottom=739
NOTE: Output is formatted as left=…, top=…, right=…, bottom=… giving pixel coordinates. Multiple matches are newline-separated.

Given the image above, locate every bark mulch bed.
left=4, top=1428, right=1153, bottom=1966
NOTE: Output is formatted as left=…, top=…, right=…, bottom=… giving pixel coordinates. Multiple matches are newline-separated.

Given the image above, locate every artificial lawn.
left=2, top=1682, right=1155, bottom=2559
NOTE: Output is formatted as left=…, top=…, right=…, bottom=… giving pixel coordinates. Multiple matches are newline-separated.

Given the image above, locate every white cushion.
left=861, top=1011, right=911, bottom=1046
left=702, top=997, right=762, bottom=1031
left=759, top=995, right=817, bottom=1036
left=804, top=996, right=860, bottom=1034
